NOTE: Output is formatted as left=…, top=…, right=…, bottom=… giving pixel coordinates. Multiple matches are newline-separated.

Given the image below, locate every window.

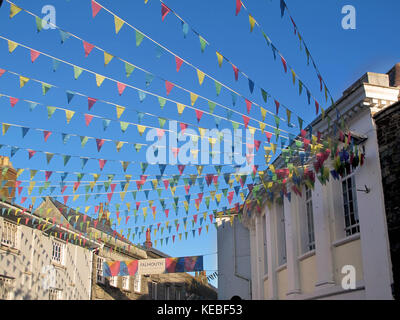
left=1, top=221, right=18, bottom=248
left=342, top=164, right=360, bottom=236
left=48, top=288, right=62, bottom=300
left=150, top=282, right=158, bottom=300
left=276, top=205, right=287, bottom=266
left=96, top=257, right=105, bottom=284
left=122, top=276, right=130, bottom=291
left=165, top=285, right=170, bottom=300
left=0, top=276, right=13, bottom=300
left=134, top=274, right=141, bottom=293
left=109, top=276, right=118, bottom=288
left=305, top=186, right=316, bottom=251
left=51, top=240, right=64, bottom=265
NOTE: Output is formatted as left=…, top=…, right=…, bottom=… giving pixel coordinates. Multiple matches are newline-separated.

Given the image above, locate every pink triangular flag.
left=175, top=56, right=183, bottom=72
left=165, top=209, right=169, bottom=219
left=117, top=82, right=126, bottom=96
left=281, top=56, right=287, bottom=73
left=96, top=138, right=105, bottom=152
left=10, top=97, right=19, bottom=107
left=165, top=81, right=174, bottom=95
left=242, top=115, right=250, bottom=129
left=30, top=49, right=40, bottom=63
left=232, top=64, right=239, bottom=81
left=178, top=165, right=185, bottom=175
left=180, top=123, right=188, bottom=134
left=63, top=196, right=69, bottom=205
left=91, top=0, right=102, bottom=18
left=99, top=159, right=107, bottom=170
left=245, top=99, right=252, bottom=114
left=45, top=171, right=53, bottom=181
left=172, top=148, right=180, bottom=158
left=163, top=180, right=169, bottom=190
left=85, top=114, right=94, bottom=127
left=28, top=149, right=36, bottom=159
left=83, top=41, right=95, bottom=57
left=157, top=129, right=165, bottom=139
left=265, top=131, right=272, bottom=143
left=195, top=109, right=204, bottom=122
left=161, top=3, right=170, bottom=21
left=254, top=140, right=261, bottom=151
left=43, top=130, right=52, bottom=142
left=274, top=100, right=280, bottom=115
left=0, top=69, right=5, bottom=77
left=88, top=97, right=97, bottom=110
left=236, top=0, right=242, bottom=16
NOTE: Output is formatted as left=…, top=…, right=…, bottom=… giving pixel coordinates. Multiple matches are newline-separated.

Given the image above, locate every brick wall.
left=374, top=101, right=400, bottom=299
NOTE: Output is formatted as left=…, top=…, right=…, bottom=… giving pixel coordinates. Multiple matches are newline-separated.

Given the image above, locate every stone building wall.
left=374, top=101, right=400, bottom=299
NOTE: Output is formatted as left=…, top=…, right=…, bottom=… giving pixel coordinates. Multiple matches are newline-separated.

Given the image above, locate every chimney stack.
left=144, top=228, right=152, bottom=248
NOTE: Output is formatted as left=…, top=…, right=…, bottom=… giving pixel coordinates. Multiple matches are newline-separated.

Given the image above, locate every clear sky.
left=0, top=0, right=398, bottom=289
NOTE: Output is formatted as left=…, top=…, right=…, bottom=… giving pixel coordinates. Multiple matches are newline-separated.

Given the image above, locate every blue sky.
left=0, top=0, right=398, bottom=289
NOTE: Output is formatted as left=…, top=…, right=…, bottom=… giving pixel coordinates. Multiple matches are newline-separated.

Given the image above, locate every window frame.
left=48, top=288, right=62, bottom=300
left=0, top=275, right=14, bottom=300
left=341, top=164, right=360, bottom=237
left=1, top=220, right=18, bottom=249
left=51, top=240, right=65, bottom=265
left=133, top=274, right=141, bottom=293
left=305, top=185, right=316, bottom=252
left=122, top=276, right=130, bottom=291
left=96, top=256, right=105, bottom=284
left=109, top=276, right=118, bottom=288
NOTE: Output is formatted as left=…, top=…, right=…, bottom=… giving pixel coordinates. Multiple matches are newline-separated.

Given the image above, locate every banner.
left=103, top=256, right=204, bottom=277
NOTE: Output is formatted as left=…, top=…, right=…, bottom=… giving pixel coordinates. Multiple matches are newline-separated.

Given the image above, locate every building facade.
left=219, top=65, right=400, bottom=300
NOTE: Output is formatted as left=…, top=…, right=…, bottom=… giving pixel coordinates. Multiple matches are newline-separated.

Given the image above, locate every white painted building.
left=216, top=216, right=251, bottom=300
left=219, top=67, right=399, bottom=300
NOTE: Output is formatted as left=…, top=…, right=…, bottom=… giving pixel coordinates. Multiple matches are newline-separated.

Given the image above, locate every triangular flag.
left=216, top=52, right=223, bottom=67
left=88, top=97, right=97, bottom=110
left=65, top=110, right=75, bottom=124
left=8, top=40, right=18, bottom=53
left=104, top=52, right=114, bottom=66
left=165, top=81, right=174, bottom=95
left=30, top=49, right=40, bottom=63
left=197, top=69, right=205, bottom=85
left=161, top=3, right=170, bottom=21
left=114, top=15, right=125, bottom=34
left=85, top=114, right=94, bottom=127
left=10, top=4, right=22, bottom=18
left=95, top=74, right=105, bottom=87
left=83, top=41, right=94, bottom=57
left=91, top=0, right=102, bottom=18
left=19, top=76, right=30, bottom=88
left=117, top=82, right=126, bottom=96
left=136, top=30, right=145, bottom=46
left=175, top=56, right=184, bottom=72
left=73, top=66, right=83, bottom=80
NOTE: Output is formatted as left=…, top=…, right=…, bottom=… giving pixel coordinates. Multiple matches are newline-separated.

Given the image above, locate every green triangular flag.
left=73, top=66, right=83, bottom=80
left=261, top=89, right=268, bottom=103
left=47, top=106, right=56, bottom=119
left=136, top=31, right=145, bottom=47
left=36, top=17, right=43, bottom=33
left=199, top=36, right=207, bottom=53
left=215, top=81, right=222, bottom=96
left=125, top=62, right=135, bottom=78
left=42, top=83, right=52, bottom=95
left=208, top=101, right=216, bottom=114
left=158, top=97, right=167, bottom=109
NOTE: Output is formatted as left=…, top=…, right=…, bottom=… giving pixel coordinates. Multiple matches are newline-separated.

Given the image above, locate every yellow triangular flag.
left=19, top=76, right=30, bottom=88
left=65, top=110, right=75, bottom=124
left=95, top=74, right=106, bottom=87
left=191, top=149, right=199, bottom=159
left=216, top=194, right=222, bottom=203
left=137, top=125, right=146, bottom=136
left=10, top=4, right=22, bottom=18
left=104, top=52, right=114, bottom=66
left=190, top=92, right=198, bottom=106
left=8, top=40, right=18, bottom=53
left=260, top=107, right=267, bottom=122
left=198, top=128, right=206, bottom=139
left=248, top=126, right=256, bottom=136
left=116, top=105, right=125, bottom=119
left=170, top=186, right=177, bottom=196
left=197, top=69, right=205, bottom=85
left=249, top=15, right=256, bottom=32
left=216, top=52, right=223, bottom=67
left=73, top=195, right=80, bottom=202
left=259, top=122, right=266, bottom=133
left=177, top=103, right=186, bottom=115
left=114, top=15, right=125, bottom=34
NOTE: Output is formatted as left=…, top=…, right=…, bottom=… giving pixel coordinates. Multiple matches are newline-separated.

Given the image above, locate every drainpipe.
left=233, top=219, right=252, bottom=300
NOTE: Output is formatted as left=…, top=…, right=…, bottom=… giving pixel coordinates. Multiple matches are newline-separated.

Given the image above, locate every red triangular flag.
left=91, top=0, right=102, bottom=18
left=165, top=209, right=169, bottom=219
left=232, top=64, right=239, bottom=81
left=265, top=131, right=272, bottom=143
left=30, top=49, right=40, bottom=63
left=83, top=41, right=95, bottom=57
left=96, top=139, right=105, bottom=152
left=88, top=97, right=97, bottom=110
left=61, top=186, right=67, bottom=194
left=43, top=130, right=52, bottom=142
left=10, top=97, right=19, bottom=107
left=180, top=123, right=188, bottom=134
left=63, top=196, right=69, bottom=205
left=209, top=214, right=214, bottom=224
left=281, top=56, right=287, bottom=73
left=98, top=159, right=107, bottom=170
left=195, top=110, right=204, bottom=122
left=274, top=100, right=280, bottom=115
left=315, top=100, right=319, bottom=115
left=198, top=193, right=204, bottom=202
left=245, top=99, right=252, bottom=114
left=156, top=129, right=165, bottom=139
left=165, top=81, right=174, bottom=95
left=184, top=185, right=191, bottom=194
left=228, top=191, right=234, bottom=205
left=0, top=69, right=5, bottom=77
left=107, top=193, right=113, bottom=202
left=117, top=82, right=126, bottom=96
left=236, top=0, right=242, bottom=16
left=161, top=3, right=170, bottom=21
left=254, top=140, right=261, bottom=151
left=242, top=115, right=250, bottom=129
left=205, top=174, right=213, bottom=186
left=175, top=56, right=183, bottom=72
left=178, top=165, right=185, bottom=175
left=136, top=202, right=141, bottom=210
left=28, top=150, right=36, bottom=159
left=85, top=114, right=94, bottom=127
left=163, top=180, right=169, bottom=190
left=45, top=171, right=52, bottom=181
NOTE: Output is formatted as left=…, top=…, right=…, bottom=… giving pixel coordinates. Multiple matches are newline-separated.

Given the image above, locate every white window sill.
left=275, top=264, right=287, bottom=273
left=0, top=244, right=20, bottom=255
left=298, top=250, right=316, bottom=261
left=333, top=233, right=360, bottom=247
left=51, top=261, right=66, bottom=270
